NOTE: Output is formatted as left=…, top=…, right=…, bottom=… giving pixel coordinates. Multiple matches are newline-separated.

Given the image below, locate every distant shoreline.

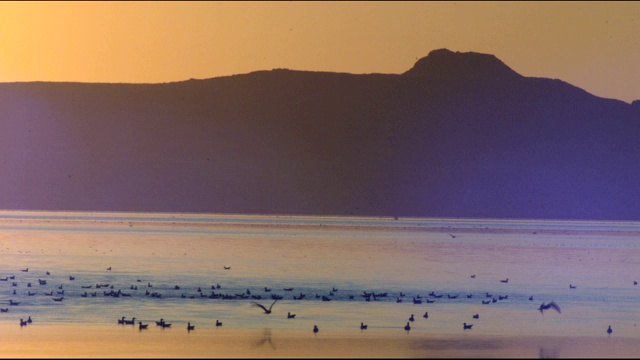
left=1, top=210, right=640, bottom=237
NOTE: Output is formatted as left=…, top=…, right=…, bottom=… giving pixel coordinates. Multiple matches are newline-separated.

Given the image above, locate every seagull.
left=252, top=299, right=278, bottom=314
left=607, top=325, right=612, bottom=335
left=447, top=233, right=457, bottom=238
left=187, top=322, right=195, bottom=331
left=423, top=312, right=429, bottom=319
left=313, top=325, right=319, bottom=333
left=463, top=322, right=473, bottom=330
left=216, top=320, right=223, bottom=327
left=473, top=314, right=479, bottom=319
left=409, top=314, right=415, bottom=322
left=360, top=322, right=368, bottom=330
left=538, top=301, right=561, bottom=314
left=404, top=322, right=411, bottom=331
left=138, top=322, right=148, bottom=330
left=287, top=312, right=296, bottom=319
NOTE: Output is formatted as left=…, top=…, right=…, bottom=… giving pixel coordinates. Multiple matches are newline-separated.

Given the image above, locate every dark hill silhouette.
left=1, top=48, right=639, bottom=220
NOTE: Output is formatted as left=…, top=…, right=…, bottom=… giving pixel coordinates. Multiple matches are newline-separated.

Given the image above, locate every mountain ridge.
left=1, top=49, right=639, bottom=220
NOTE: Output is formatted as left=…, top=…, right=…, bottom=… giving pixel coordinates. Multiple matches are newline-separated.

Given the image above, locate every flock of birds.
left=1, top=265, right=625, bottom=337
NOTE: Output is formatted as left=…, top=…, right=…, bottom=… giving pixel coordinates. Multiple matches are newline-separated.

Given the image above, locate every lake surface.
left=1, top=211, right=639, bottom=357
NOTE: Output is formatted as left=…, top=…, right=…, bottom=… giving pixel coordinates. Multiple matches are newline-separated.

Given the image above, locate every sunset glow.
left=1, top=1, right=638, bottom=102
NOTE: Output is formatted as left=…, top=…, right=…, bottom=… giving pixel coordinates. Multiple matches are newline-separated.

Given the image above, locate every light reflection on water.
left=1, top=211, right=640, bottom=356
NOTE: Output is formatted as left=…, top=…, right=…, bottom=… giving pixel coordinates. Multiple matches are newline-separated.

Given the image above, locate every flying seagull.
left=252, top=299, right=278, bottom=314
left=538, top=301, right=561, bottom=314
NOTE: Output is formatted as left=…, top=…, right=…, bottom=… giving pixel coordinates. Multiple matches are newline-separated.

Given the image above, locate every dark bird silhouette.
left=20, top=318, right=27, bottom=326
left=252, top=299, right=278, bottom=314
left=313, top=325, right=319, bottom=333
left=27, top=316, right=32, bottom=324
left=409, top=314, right=415, bottom=322
left=473, top=314, right=479, bottom=319
left=470, top=274, right=476, bottom=278
left=500, top=278, right=509, bottom=283
left=447, top=233, right=457, bottom=238
left=569, top=284, right=577, bottom=289
left=287, top=312, right=296, bottom=319
left=216, top=320, right=223, bottom=327
left=423, top=312, right=429, bottom=319
left=404, top=322, right=411, bottom=331
left=463, top=322, right=473, bottom=330
left=607, top=325, right=612, bottom=335
left=138, top=322, right=148, bottom=330
left=360, top=322, right=368, bottom=330
left=187, top=322, right=195, bottom=331
left=224, top=266, right=231, bottom=270
left=538, top=301, right=561, bottom=314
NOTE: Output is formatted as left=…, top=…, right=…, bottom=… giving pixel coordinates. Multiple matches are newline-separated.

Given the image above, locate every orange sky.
left=1, top=1, right=638, bottom=102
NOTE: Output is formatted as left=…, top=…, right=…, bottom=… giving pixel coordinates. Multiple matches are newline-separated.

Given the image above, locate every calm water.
left=1, top=211, right=640, bottom=356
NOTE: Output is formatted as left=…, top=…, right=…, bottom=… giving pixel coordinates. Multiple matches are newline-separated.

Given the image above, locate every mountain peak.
left=403, top=48, right=522, bottom=80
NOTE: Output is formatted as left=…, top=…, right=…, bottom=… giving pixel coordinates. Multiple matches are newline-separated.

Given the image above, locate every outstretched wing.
left=268, top=299, right=278, bottom=311
left=548, top=301, right=561, bottom=313
left=251, top=301, right=268, bottom=313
